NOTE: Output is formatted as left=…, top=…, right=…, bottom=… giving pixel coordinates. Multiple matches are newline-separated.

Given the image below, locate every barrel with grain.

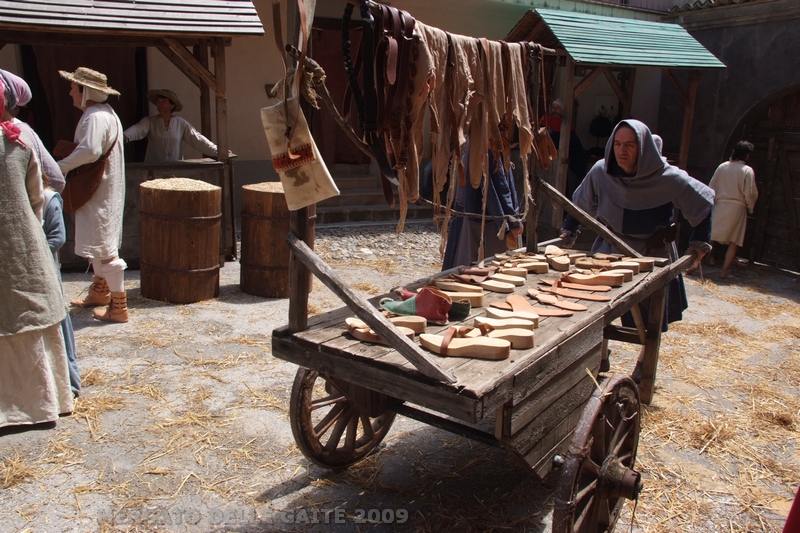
left=140, top=177, right=221, bottom=303
left=240, top=182, right=295, bottom=298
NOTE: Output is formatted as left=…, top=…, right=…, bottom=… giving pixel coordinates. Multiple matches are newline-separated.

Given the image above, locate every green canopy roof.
left=509, top=8, right=725, bottom=69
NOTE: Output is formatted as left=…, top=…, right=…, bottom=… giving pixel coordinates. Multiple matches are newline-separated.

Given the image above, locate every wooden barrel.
left=140, top=177, right=221, bottom=303
left=240, top=182, right=295, bottom=298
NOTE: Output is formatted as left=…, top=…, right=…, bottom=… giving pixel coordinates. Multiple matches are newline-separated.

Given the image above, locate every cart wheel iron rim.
left=289, top=368, right=397, bottom=468
left=552, top=375, right=642, bottom=533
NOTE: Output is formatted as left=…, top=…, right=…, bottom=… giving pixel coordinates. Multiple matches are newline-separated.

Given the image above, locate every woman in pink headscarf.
left=0, top=69, right=65, bottom=192
left=0, top=76, right=74, bottom=430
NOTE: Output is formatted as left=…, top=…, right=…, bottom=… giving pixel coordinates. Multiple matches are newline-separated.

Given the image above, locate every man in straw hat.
left=124, top=88, right=221, bottom=163
left=57, top=67, right=128, bottom=323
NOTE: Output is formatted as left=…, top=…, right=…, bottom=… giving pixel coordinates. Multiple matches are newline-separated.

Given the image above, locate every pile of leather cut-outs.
left=344, top=247, right=655, bottom=361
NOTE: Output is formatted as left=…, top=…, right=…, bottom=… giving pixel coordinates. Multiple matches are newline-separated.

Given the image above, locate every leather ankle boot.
left=414, top=286, right=452, bottom=325
left=93, top=291, right=128, bottom=323
left=71, top=276, right=111, bottom=307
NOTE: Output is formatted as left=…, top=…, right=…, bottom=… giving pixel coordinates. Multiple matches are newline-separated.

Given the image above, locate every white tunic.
left=57, top=103, right=125, bottom=259
left=123, top=115, right=218, bottom=163
left=709, top=160, right=758, bottom=247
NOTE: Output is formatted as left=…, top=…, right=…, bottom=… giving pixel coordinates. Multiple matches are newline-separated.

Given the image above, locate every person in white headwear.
left=0, top=69, right=65, bottom=192
left=57, top=67, right=128, bottom=323
left=123, top=88, right=221, bottom=163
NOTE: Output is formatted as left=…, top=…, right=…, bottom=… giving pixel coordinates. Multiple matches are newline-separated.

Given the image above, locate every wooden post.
left=288, top=209, right=313, bottom=332
left=552, top=54, right=575, bottom=229
left=213, top=37, right=236, bottom=260
left=526, top=45, right=542, bottom=253
left=678, top=70, right=701, bottom=170
left=637, top=285, right=667, bottom=405
left=194, top=41, right=212, bottom=138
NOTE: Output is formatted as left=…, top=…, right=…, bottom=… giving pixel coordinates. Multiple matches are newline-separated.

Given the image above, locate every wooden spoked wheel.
left=289, top=368, right=397, bottom=468
left=553, top=375, right=643, bottom=533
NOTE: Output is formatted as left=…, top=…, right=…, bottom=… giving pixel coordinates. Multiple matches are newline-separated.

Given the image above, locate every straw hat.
left=58, top=67, right=120, bottom=96
left=147, top=89, right=183, bottom=112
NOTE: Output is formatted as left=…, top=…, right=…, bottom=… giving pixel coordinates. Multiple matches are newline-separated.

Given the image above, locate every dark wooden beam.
left=573, top=66, right=606, bottom=100
left=678, top=70, right=700, bottom=169
left=662, top=68, right=689, bottom=106
left=602, top=68, right=630, bottom=113
left=163, top=37, right=218, bottom=93
left=194, top=42, right=212, bottom=138
left=552, top=54, right=576, bottom=227
left=156, top=44, right=201, bottom=89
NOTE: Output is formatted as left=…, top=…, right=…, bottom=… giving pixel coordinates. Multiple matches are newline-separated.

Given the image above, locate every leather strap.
left=440, top=326, right=457, bottom=356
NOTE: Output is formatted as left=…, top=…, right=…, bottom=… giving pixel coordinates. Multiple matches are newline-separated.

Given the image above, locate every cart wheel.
left=553, top=375, right=642, bottom=533
left=289, top=368, right=396, bottom=469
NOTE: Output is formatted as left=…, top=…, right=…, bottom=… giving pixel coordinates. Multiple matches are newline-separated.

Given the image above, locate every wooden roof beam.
left=662, top=68, right=689, bottom=106
left=573, top=65, right=606, bottom=100
left=602, top=68, right=631, bottom=114
left=162, top=37, right=219, bottom=93
left=156, top=44, right=202, bottom=89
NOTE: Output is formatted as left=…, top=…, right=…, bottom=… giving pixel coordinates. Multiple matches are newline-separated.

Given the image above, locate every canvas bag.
left=261, top=0, right=339, bottom=211
left=261, top=94, right=339, bottom=211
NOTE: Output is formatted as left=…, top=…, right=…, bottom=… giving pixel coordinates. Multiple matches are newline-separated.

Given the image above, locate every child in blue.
left=43, top=186, right=81, bottom=397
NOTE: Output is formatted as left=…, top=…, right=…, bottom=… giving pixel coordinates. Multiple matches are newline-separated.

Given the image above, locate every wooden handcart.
left=272, top=233, right=692, bottom=532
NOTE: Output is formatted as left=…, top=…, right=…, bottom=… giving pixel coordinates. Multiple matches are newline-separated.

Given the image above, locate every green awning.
left=508, top=8, right=725, bottom=69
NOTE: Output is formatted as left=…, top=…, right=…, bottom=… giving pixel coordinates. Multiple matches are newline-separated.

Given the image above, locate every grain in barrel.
left=139, top=177, right=221, bottom=303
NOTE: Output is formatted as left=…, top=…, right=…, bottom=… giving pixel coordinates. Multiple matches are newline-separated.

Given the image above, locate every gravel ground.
left=1, top=220, right=797, bottom=533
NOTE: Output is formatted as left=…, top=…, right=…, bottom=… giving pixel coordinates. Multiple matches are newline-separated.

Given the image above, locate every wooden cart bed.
left=272, top=254, right=686, bottom=474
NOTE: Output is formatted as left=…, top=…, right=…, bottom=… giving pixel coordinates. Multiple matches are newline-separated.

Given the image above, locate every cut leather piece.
left=610, top=261, right=641, bottom=275
left=433, top=278, right=484, bottom=294
left=382, top=314, right=427, bottom=334
left=542, top=276, right=614, bottom=292
left=547, top=255, right=571, bottom=272
left=489, top=301, right=569, bottom=319
left=463, top=325, right=534, bottom=349
left=436, top=289, right=485, bottom=307
left=567, top=252, right=587, bottom=264
left=419, top=329, right=511, bottom=360
left=544, top=244, right=567, bottom=257
left=539, top=286, right=612, bottom=302
left=528, top=289, right=588, bottom=312
left=490, top=272, right=526, bottom=286
left=451, top=273, right=515, bottom=293
left=600, top=268, right=633, bottom=282
left=345, top=317, right=416, bottom=345
left=498, top=266, right=528, bottom=278
left=459, top=266, right=498, bottom=277
left=592, top=253, right=624, bottom=261
left=518, top=261, right=549, bottom=273
left=623, top=257, right=655, bottom=272
left=575, top=257, right=613, bottom=270
left=474, top=316, right=537, bottom=332
left=485, top=306, right=541, bottom=324
left=565, top=272, right=624, bottom=288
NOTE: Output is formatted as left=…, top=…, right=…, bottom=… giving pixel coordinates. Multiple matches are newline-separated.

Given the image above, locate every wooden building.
left=0, top=0, right=264, bottom=267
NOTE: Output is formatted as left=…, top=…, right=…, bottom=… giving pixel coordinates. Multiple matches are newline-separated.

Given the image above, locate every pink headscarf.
left=0, top=77, right=23, bottom=144
left=0, top=69, right=32, bottom=108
